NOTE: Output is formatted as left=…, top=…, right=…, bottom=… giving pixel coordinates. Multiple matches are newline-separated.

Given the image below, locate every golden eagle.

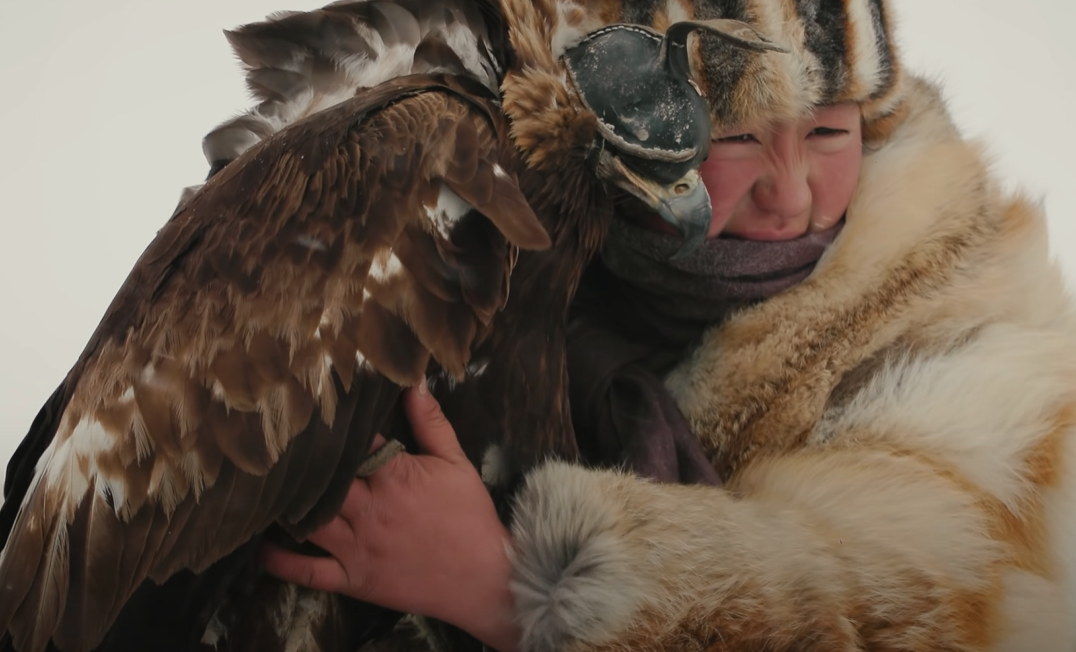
left=0, top=1, right=779, bottom=650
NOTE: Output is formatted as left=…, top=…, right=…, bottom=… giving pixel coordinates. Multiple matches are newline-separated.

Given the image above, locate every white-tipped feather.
left=369, top=251, right=404, bottom=283
left=203, top=1, right=502, bottom=168
left=274, top=584, right=331, bottom=652
left=424, top=184, right=473, bottom=239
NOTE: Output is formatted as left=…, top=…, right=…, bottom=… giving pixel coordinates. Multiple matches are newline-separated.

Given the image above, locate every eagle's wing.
left=197, top=0, right=506, bottom=181
left=0, top=73, right=547, bottom=652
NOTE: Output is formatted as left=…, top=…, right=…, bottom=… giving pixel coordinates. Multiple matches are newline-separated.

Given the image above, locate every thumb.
left=403, top=380, right=467, bottom=465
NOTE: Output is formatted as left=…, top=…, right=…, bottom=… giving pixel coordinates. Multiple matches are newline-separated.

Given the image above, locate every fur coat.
left=506, top=75, right=1076, bottom=652
left=146, top=1, right=1072, bottom=649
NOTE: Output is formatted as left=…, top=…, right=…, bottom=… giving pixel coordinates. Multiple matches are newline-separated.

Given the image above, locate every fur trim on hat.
left=602, top=0, right=905, bottom=141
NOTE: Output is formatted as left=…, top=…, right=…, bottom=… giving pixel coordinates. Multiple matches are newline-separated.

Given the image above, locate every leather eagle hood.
left=563, top=20, right=782, bottom=184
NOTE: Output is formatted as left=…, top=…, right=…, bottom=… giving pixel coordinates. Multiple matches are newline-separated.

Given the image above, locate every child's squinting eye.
left=809, top=126, right=847, bottom=137
left=716, top=133, right=759, bottom=144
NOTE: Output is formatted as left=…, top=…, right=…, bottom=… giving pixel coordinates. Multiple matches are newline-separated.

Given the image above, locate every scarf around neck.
left=567, top=216, right=844, bottom=486
left=599, top=217, right=845, bottom=322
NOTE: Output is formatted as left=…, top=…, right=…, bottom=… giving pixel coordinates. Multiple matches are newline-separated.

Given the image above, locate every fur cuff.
left=507, top=462, right=649, bottom=652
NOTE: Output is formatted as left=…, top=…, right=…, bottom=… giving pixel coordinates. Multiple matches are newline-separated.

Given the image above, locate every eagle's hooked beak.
left=605, top=155, right=712, bottom=259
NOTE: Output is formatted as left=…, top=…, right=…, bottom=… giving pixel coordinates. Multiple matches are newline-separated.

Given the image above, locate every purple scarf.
left=599, top=218, right=843, bottom=321
left=566, top=218, right=844, bottom=485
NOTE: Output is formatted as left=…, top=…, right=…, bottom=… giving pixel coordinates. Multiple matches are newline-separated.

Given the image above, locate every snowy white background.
left=1, top=1, right=1075, bottom=491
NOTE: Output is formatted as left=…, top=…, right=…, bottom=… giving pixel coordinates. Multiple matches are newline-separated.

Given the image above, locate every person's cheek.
left=701, top=156, right=755, bottom=239
left=808, top=145, right=862, bottom=232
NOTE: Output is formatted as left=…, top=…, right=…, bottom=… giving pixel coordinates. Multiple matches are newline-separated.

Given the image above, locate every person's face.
left=700, top=102, right=863, bottom=241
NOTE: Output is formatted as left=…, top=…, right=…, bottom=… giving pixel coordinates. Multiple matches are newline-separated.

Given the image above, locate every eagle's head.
left=499, top=1, right=783, bottom=257
left=564, top=20, right=783, bottom=256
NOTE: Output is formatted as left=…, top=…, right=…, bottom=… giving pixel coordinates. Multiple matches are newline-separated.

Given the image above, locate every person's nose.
left=752, top=149, right=811, bottom=222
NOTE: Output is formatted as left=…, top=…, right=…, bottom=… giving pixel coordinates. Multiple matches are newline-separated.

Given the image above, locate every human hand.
left=260, top=384, right=520, bottom=652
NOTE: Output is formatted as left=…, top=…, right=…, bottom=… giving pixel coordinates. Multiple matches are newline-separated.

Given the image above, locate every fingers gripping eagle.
left=0, top=1, right=781, bottom=650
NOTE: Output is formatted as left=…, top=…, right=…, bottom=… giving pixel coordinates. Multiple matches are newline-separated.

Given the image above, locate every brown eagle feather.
left=0, top=0, right=640, bottom=650
left=0, top=72, right=569, bottom=652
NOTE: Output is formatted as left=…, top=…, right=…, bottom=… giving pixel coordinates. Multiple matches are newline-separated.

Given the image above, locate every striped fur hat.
left=602, top=0, right=905, bottom=141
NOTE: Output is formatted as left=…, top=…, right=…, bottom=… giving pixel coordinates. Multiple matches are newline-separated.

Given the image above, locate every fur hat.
left=601, top=0, right=905, bottom=141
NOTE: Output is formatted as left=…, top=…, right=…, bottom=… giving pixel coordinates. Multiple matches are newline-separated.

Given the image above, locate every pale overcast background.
left=1, top=1, right=1075, bottom=491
